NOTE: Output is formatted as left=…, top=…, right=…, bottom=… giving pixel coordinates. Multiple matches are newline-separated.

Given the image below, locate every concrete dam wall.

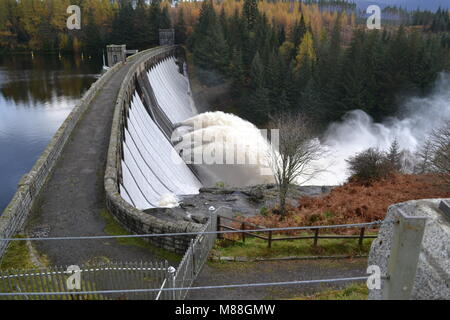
left=120, top=56, right=201, bottom=210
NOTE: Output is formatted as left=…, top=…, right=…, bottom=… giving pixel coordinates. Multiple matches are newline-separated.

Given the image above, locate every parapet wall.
left=0, top=56, right=125, bottom=259
left=104, top=46, right=203, bottom=255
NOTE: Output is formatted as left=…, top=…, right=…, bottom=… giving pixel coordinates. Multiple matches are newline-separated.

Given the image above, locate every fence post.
left=268, top=230, right=272, bottom=248
left=313, top=229, right=319, bottom=247
left=241, top=223, right=245, bottom=243
left=359, top=227, right=365, bottom=247
left=383, top=210, right=427, bottom=300
left=168, top=266, right=176, bottom=300
left=217, top=216, right=222, bottom=240
left=191, top=239, right=196, bottom=276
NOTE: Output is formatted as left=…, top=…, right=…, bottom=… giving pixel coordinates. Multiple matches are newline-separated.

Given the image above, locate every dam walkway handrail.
left=0, top=54, right=128, bottom=259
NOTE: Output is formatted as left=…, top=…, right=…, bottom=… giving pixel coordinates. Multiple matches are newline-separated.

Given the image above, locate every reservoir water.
left=0, top=54, right=101, bottom=212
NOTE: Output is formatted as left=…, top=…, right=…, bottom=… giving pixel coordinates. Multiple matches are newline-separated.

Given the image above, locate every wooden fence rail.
left=217, top=215, right=378, bottom=248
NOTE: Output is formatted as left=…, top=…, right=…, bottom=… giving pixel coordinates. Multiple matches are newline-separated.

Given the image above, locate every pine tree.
left=83, top=9, right=102, bottom=53
left=175, top=7, right=187, bottom=45
left=291, top=15, right=306, bottom=48
left=159, top=5, right=171, bottom=29
left=192, top=5, right=229, bottom=85
left=250, top=52, right=265, bottom=89
left=133, top=0, right=151, bottom=49
left=278, top=90, right=290, bottom=113
left=387, top=138, right=403, bottom=171
left=245, top=52, right=271, bottom=125
left=148, top=0, right=162, bottom=45
left=229, top=48, right=245, bottom=98
left=111, top=0, right=136, bottom=47
left=243, top=0, right=259, bottom=30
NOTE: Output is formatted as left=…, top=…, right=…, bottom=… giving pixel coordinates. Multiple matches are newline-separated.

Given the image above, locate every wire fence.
left=0, top=205, right=385, bottom=301
left=0, top=276, right=370, bottom=298
left=170, top=210, right=218, bottom=300
left=0, top=211, right=428, bottom=300
left=0, top=212, right=218, bottom=300
left=0, top=261, right=169, bottom=300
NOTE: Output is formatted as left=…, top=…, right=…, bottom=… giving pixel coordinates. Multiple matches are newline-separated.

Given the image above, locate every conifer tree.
left=243, top=0, right=259, bottom=30
left=175, top=7, right=187, bottom=45
left=387, top=138, right=403, bottom=171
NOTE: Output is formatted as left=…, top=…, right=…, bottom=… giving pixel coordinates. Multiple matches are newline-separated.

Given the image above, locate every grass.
left=0, top=236, right=37, bottom=270
left=293, top=283, right=368, bottom=300
left=99, top=209, right=182, bottom=263
left=212, top=235, right=374, bottom=259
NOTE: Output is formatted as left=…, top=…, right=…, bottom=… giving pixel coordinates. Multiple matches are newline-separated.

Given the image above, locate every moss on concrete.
left=100, top=209, right=181, bottom=263
left=0, top=236, right=36, bottom=270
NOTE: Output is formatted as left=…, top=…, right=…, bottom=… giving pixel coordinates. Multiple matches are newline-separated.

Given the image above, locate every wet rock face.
left=368, top=198, right=450, bottom=300
left=144, top=184, right=333, bottom=224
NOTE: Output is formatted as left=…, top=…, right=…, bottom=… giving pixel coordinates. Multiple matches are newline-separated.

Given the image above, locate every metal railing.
left=167, top=211, right=218, bottom=300
left=0, top=208, right=432, bottom=300
left=0, top=261, right=169, bottom=300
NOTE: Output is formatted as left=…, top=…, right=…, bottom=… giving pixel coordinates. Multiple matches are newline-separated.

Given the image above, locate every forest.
left=0, top=0, right=449, bottom=127
left=186, top=0, right=450, bottom=127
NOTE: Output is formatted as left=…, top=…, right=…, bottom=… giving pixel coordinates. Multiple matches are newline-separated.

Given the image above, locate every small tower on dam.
left=106, top=44, right=126, bottom=67
left=159, top=29, right=175, bottom=46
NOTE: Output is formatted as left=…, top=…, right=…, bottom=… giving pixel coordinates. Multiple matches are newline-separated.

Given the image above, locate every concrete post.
left=167, top=266, right=176, bottom=300
left=383, top=209, right=427, bottom=300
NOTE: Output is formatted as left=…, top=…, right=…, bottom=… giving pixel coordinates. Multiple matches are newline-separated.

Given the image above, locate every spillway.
left=119, top=57, right=201, bottom=210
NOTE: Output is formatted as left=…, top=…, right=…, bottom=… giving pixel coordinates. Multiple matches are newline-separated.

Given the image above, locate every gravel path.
left=187, top=259, right=368, bottom=300
left=25, top=60, right=170, bottom=267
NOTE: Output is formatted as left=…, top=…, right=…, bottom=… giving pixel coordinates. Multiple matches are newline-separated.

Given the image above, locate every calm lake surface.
left=0, top=54, right=102, bottom=212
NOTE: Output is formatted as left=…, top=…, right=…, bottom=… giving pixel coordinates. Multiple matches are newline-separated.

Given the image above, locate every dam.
left=0, top=46, right=206, bottom=263
left=120, top=56, right=201, bottom=210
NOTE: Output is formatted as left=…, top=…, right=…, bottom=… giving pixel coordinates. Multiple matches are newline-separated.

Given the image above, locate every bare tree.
left=429, top=120, right=450, bottom=187
left=267, top=112, right=324, bottom=217
left=415, top=139, right=434, bottom=174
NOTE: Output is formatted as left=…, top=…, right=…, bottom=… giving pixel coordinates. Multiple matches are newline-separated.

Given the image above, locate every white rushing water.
left=309, top=73, right=450, bottom=185
left=173, top=111, right=276, bottom=187
left=173, top=73, right=450, bottom=187
left=120, top=57, right=201, bottom=210
left=121, top=57, right=450, bottom=210
left=147, top=56, right=197, bottom=123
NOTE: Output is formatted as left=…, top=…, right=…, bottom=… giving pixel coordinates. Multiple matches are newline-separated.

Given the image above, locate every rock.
left=199, top=187, right=234, bottom=195
left=145, top=184, right=334, bottom=226
left=225, top=195, right=239, bottom=201
left=242, top=186, right=264, bottom=202
left=190, top=214, right=209, bottom=224
left=368, top=198, right=450, bottom=300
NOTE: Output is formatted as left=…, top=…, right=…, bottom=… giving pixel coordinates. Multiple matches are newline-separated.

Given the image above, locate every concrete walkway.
left=187, top=259, right=368, bottom=300
left=25, top=60, right=172, bottom=267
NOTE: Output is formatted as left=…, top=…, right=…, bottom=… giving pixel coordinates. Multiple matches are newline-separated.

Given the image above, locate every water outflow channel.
left=120, top=56, right=202, bottom=210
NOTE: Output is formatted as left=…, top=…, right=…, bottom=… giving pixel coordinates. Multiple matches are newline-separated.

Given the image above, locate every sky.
left=353, top=0, right=450, bottom=10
